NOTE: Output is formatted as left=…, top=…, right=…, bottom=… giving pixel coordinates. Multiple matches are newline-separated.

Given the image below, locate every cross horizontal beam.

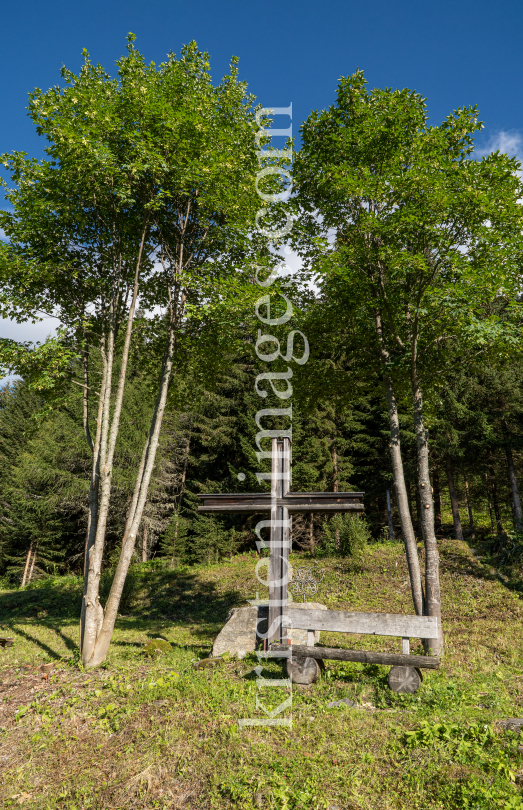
left=197, top=492, right=365, bottom=514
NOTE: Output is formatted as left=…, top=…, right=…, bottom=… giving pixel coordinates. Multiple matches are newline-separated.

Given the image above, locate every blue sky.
left=1, top=0, right=522, bottom=342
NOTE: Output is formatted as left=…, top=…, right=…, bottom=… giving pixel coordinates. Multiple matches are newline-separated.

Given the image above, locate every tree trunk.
left=80, top=351, right=107, bottom=648
left=446, top=454, right=463, bottom=542
left=489, top=461, right=503, bottom=534
left=374, top=308, right=423, bottom=616
left=415, top=487, right=422, bottom=538
left=464, top=476, right=475, bottom=538
left=485, top=471, right=495, bottom=532
left=506, top=447, right=522, bottom=532
left=333, top=445, right=340, bottom=549
left=383, top=373, right=424, bottom=616
left=142, top=524, right=148, bottom=563
left=21, top=541, right=33, bottom=588
left=27, top=546, right=37, bottom=584
left=433, top=467, right=442, bottom=533
left=411, top=364, right=443, bottom=655
left=309, top=513, right=315, bottom=556
left=85, top=300, right=178, bottom=668
left=81, top=224, right=149, bottom=666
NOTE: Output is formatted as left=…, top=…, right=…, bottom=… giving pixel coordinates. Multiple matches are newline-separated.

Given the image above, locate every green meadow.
left=2, top=538, right=523, bottom=809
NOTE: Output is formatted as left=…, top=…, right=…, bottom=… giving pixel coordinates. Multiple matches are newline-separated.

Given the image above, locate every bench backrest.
left=285, top=608, right=438, bottom=639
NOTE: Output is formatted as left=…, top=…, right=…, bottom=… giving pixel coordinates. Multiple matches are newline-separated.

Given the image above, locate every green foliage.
left=142, top=638, right=172, bottom=656
left=405, top=719, right=496, bottom=751
left=405, top=721, right=523, bottom=809
left=1, top=54, right=523, bottom=610
left=188, top=515, right=242, bottom=565
left=158, top=513, right=190, bottom=564
left=320, top=514, right=370, bottom=558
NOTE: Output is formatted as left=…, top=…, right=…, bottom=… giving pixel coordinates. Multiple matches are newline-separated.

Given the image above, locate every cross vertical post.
left=268, top=437, right=291, bottom=644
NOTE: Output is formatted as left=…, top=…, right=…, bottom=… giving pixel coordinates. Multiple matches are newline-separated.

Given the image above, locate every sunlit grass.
left=1, top=539, right=523, bottom=808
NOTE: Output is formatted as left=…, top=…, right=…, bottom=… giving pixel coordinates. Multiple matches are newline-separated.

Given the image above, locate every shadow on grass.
left=6, top=624, right=65, bottom=660
left=117, top=565, right=245, bottom=628
left=0, top=564, right=243, bottom=658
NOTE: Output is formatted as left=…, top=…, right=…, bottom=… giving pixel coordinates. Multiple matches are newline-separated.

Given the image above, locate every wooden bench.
left=271, top=608, right=440, bottom=693
left=0, top=637, right=14, bottom=648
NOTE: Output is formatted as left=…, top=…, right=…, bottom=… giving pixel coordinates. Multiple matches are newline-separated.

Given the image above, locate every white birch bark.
left=21, top=541, right=33, bottom=588
left=81, top=225, right=148, bottom=666
left=86, top=301, right=178, bottom=667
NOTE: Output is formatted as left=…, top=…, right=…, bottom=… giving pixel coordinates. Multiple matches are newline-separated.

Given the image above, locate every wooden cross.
left=197, top=437, right=364, bottom=643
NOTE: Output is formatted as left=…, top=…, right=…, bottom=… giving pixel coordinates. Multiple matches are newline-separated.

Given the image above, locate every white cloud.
left=476, top=130, right=523, bottom=159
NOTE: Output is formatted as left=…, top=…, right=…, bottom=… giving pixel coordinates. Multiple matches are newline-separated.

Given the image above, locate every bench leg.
left=388, top=665, right=422, bottom=694
left=287, top=656, right=321, bottom=685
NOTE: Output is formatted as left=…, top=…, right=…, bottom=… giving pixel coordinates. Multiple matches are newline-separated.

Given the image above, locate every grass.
left=2, top=539, right=523, bottom=808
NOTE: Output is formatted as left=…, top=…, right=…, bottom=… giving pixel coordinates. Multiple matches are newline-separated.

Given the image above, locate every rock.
left=211, top=602, right=328, bottom=658
left=192, top=657, right=224, bottom=670
left=212, top=607, right=259, bottom=658
left=287, top=655, right=321, bottom=685
left=497, top=718, right=523, bottom=733
left=142, top=639, right=172, bottom=656
left=326, top=698, right=358, bottom=709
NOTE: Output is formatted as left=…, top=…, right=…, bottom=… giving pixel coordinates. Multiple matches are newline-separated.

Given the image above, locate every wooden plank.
left=402, top=637, right=410, bottom=654
left=197, top=492, right=364, bottom=502
left=270, top=643, right=440, bottom=669
left=287, top=503, right=364, bottom=514
left=280, top=438, right=290, bottom=642
left=197, top=492, right=364, bottom=514
left=388, top=666, right=422, bottom=693
left=285, top=607, right=438, bottom=639
left=197, top=502, right=364, bottom=514
left=268, top=439, right=282, bottom=644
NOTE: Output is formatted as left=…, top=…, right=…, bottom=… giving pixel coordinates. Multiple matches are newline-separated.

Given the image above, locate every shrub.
left=320, top=514, right=370, bottom=558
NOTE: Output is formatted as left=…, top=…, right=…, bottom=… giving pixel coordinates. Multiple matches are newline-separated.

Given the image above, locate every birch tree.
left=0, top=38, right=260, bottom=666
left=293, top=70, right=523, bottom=653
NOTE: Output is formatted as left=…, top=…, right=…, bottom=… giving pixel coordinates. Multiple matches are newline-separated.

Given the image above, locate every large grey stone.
left=497, top=718, right=523, bottom=733
left=212, top=607, right=258, bottom=658
left=211, top=601, right=327, bottom=658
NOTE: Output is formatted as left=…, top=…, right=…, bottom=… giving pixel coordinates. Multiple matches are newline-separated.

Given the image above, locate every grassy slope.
left=1, top=539, right=523, bottom=809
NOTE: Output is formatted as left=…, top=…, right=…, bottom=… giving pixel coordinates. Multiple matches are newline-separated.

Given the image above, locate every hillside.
left=1, top=539, right=523, bottom=809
